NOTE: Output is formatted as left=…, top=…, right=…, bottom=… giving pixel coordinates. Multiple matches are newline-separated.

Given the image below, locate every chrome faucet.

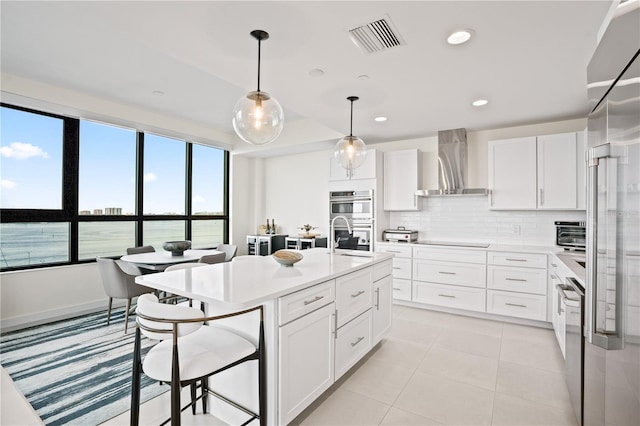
left=330, top=215, right=352, bottom=253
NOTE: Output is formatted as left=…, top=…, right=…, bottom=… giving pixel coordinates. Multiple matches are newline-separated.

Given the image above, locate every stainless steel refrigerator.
left=585, top=1, right=639, bottom=425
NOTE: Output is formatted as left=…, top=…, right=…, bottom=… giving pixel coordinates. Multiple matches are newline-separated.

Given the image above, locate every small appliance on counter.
left=555, top=221, right=586, bottom=251
left=382, top=226, right=418, bottom=243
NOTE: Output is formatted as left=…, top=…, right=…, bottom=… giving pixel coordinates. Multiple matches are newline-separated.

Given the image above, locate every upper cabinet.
left=489, top=136, right=538, bottom=209
left=537, top=133, right=577, bottom=209
left=383, top=149, right=422, bottom=211
left=488, top=132, right=582, bottom=210
left=328, top=149, right=379, bottom=181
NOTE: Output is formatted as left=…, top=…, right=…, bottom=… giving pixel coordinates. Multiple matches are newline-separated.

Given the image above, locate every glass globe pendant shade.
left=334, top=135, right=367, bottom=173
left=232, top=90, right=284, bottom=145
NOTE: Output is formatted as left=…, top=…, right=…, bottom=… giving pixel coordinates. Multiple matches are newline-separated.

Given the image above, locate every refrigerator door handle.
left=586, top=143, right=623, bottom=350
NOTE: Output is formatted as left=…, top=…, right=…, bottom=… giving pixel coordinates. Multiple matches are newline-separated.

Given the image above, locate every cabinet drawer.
left=413, top=259, right=486, bottom=288
left=374, top=260, right=392, bottom=282
left=487, top=265, right=547, bottom=295
left=392, top=257, right=412, bottom=280
left=413, top=282, right=486, bottom=312
left=486, top=290, right=547, bottom=321
left=392, top=278, right=412, bottom=301
left=335, top=310, right=372, bottom=380
left=413, top=246, right=486, bottom=264
left=336, top=268, right=373, bottom=327
left=376, top=244, right=412, bottom=258
left=488, top=251, right=547, bottom=269
left=279, top=280, right=335, bottom=325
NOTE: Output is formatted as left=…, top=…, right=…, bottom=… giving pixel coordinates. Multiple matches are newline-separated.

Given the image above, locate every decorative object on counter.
left=298, top=224, right=319, bottom=237
left=162, top=240, right=191, bottom=256
left=272, top=250, right=303, bottom=267
left=270, top=219, right=276, bottom=234
left=334, top=96, right=366, bottom=179
left=232, top=30, right=284, bottom=146
left=265, top=218, right=271, bottom=234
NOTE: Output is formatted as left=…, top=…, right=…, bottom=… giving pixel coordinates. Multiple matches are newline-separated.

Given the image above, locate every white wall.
left=0, top=263, right=107, bottom=331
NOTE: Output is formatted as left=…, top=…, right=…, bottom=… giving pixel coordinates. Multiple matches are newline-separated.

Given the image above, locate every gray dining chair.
left=198, top=252, right=226, bottom=264
left=215, top=243, right=238, bottom=261
left=126, top=245, right=155, bottom=255
left=97, top=257, right=156, bottom=333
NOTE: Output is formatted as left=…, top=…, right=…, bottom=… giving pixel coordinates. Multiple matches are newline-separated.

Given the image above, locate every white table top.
left=135, top=248, right=393, bottom=309
left=121, top=249, right=223, bottom=271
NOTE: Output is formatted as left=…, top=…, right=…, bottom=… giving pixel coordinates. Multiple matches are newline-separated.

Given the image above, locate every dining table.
left=120, top=249, right=224, bottom=271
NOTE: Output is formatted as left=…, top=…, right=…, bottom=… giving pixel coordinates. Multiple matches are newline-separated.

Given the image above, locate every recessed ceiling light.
left=152, top=90, right=164, bottom=96
left=309, top=68, right=325, bottom=77
left=447, top=29, right=474, bottom=45
left=374, top=116, right=387, bottom=122
left=472, top=99, right=489, bottom=107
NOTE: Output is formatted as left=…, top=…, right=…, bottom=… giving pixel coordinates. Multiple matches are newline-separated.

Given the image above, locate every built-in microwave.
left=555, top=221, right=586, bottom=251
left=329, top=190, right=374, bottom=221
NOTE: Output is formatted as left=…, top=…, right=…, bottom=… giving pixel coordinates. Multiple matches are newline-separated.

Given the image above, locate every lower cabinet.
left=335, top=310, right=372, bottom=380
left=486, top=290, right=547, bottom=321
left=372, top=274, right=392, bottom=344
left=279, top=302, right=336, bottom=425
left=413, top=281, right=486, bottom=312
left=278, top=260, right=393, bottom=424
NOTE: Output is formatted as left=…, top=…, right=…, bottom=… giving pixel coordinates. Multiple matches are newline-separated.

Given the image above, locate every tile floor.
left=4, top=305, right=578, bottom=426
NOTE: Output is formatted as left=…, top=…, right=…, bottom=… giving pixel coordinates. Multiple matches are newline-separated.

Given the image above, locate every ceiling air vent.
left=349, top=15, right=406, bottom=54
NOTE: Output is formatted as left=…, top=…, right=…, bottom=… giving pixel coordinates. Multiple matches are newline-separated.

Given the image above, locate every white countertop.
left=136, top=248, right=393, bottom=309
left=377, top=240, right=562, bottom=254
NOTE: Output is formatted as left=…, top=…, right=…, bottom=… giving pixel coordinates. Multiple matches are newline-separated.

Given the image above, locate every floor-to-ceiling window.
left=0, top=104, right=229, bottom=271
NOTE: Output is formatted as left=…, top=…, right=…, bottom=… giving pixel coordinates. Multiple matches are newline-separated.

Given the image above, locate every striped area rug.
left=0, top=308, right=168, bottom=425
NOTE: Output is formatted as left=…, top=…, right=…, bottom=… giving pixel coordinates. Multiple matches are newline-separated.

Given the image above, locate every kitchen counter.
left=136, top=248, right=392, bottom=310
left=135, top=247, right=394, bottom=425
left=378, top=240, right=563, bottom=255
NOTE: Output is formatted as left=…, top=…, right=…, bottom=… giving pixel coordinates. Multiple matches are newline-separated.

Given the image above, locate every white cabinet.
left=336, top=268, right=373, bottom=327
left=376, top=243, right=412, bottom=301
left=279, top=302, right=336, bottom=424
left=488, top=136, right=537, bottom=209
left=412, top=246, right=487, bottom=311
left=488, top=132, right=579, bottom=210
left=486, top=251, right=547, bottom=321
left=383, top=149, right=421, bottom=211
left=549, top=255, right=571, bottom=358
left=372, top=274, right=392, bottom=344
left=329, top=148, right=379, bottom=181
left=537, top=133, right=577, bottom=209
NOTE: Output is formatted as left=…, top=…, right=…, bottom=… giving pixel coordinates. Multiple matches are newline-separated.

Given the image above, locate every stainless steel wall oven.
left=329, top=190, right=374, bottom=221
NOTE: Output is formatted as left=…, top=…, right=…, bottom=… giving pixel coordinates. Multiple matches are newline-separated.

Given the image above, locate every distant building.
left=104, top=208, right=121, bottom=215
left=79, top=210, right=91, bottom=215
left=93, top=209, right=103, bottom=215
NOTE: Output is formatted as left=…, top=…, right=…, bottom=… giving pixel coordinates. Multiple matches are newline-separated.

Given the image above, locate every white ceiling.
left=0, top=1, right=615, bottom=157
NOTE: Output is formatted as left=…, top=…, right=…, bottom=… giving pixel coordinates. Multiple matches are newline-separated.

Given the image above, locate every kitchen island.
left=135, top=248, right=394, bottom=425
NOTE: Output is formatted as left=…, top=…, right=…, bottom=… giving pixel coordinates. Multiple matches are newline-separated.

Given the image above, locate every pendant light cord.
left=349, top=99, right=354, bottom=137
left=257, top=38, right=262, bottom=92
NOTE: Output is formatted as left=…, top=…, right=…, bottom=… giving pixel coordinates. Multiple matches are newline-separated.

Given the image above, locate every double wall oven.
left=329, top=190, right=374, bottom=251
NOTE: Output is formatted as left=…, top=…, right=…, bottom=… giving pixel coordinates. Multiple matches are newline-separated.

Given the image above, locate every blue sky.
left=1, top=107, right=224, bottom=214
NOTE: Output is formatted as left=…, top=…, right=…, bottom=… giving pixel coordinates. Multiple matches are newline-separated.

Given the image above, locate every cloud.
left=143, top=172, right=157, bottom=183
left=0, top=142, right=49, bottom=159
left=193, top=195, right=205, bottom=203
left=1, top=179, right=17, bottom=189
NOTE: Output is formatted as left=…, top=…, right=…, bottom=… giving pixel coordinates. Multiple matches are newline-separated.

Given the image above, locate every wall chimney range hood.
left=415, top=128, right=490, bottom=196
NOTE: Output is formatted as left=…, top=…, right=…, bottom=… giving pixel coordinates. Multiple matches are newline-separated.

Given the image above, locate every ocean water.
left=0, top=221, right=224, bottom=268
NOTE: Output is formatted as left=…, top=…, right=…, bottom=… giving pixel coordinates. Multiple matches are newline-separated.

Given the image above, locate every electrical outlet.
left=512, top=225, right=521, bottom=234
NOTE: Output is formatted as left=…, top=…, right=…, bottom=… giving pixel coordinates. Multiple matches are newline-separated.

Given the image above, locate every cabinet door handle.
left=303, top=295, right=324, bottom=305
left=351, top=290, right=366, bottom=298
left=438, top=271, right=456, bottom=275
left=375, top=288, right=380, bottom=310
left=540, top=188, right=544, bottom=206
left=438, top=294, right=456, bottom=298
left=505, top=278, right=527, bottom=282
left=551, top=263, right=558, bottom=267
left=333, top=310, right=338, bottom=340
left=506, top=258, right=527, bottom=262
left=393, top=287, right=401, bottom=290
left=350, top=336, right=365, bottom=347
left=388, top=250, right=402, bottom=254
left=392, top=267, right=402, bottom=270
left=506, top=302, right=527, bottom=308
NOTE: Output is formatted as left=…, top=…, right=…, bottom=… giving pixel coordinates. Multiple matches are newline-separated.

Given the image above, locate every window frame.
left=0, top=103, right=230, bottom=271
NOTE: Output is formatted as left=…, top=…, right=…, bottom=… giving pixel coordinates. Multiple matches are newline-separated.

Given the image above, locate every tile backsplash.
left=389, top=196, right=585, bottom=247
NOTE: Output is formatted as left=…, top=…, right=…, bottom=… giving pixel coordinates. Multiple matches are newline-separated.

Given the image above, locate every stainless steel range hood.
left=415, top=128, right=490, bottom=196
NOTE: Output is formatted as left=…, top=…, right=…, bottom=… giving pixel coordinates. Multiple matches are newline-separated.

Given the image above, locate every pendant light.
left=334, top=96, right=367, bottom=179
left=232, top=30, right=284, bottom=145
